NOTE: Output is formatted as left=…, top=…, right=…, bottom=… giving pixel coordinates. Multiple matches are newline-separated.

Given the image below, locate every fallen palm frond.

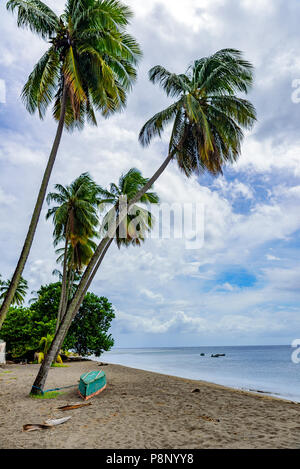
left=44, top=416, right=72, bottom=425
left=58, top=402, right=92, bottom=411
left=23, top=424, right=52, bottom=432
left=23, top=416, right=71, bottom=431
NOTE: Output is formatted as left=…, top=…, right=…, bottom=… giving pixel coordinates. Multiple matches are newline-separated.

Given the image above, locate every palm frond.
left=139, top=101, right=181, bottom=147
left=149, top=65, right=189, bottom=97
left=140, top=49, right=257, bottom=178
left=6, top=0, right=59, bottom=39
left=21, top=47, right=60, bottom=117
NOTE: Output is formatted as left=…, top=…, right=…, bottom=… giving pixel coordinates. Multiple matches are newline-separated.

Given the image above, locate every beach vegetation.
left=46, top=173, right=101, bottom=332
left=0, top=276, right=28, bottom=306
left=0, top=283, right=115, bottom=359
left=33, top=49, right=257, bottom=396
left=37, top=334, right=63, bottom=364
left=0, top=0, right=141, bottom=329
left=29, top=391, right=64, bottom=399
left=64, top=50, right=257, bottom=331
left=30, top=169, right=160, bottom=393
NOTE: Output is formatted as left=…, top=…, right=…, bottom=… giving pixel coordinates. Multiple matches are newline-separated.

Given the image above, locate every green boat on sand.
left=78, top=370, right=107, bottom=400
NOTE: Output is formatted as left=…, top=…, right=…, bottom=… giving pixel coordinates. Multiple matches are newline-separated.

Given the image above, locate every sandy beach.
left=0, top=361, right=299, bottom=449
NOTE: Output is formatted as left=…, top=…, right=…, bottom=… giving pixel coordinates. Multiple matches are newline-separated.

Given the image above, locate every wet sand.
left=0, top=361, right=299, bottom=449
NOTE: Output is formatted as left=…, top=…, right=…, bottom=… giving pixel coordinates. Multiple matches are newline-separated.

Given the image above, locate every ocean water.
left=99, top=345, right=300, bottom=402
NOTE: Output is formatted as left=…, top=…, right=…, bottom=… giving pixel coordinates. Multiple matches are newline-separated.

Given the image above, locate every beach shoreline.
left=1, top=361, right=299, bottom=449
left=95, top=359, right=298, bottom=404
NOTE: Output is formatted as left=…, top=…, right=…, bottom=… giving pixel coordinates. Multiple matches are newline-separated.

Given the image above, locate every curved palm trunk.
left=53, top=253, right=73, bottom=361
left=66, top=149, right=175, bottom=321
left=30, top=150, right=174, bottom=394
left=0, top=85, right=68, bottom=330
left=55, top=237, right=114, bottom=351
left=56, top=225, right=70, bottom=332
left=31, top=237, right=113, bottom=394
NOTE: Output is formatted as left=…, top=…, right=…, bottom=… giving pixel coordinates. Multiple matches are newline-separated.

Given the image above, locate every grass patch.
left=51, top=363, right=69, bottom=368
left=30, top=391, right=65, bottom=399
left=0, top=371, right=12, bottom=374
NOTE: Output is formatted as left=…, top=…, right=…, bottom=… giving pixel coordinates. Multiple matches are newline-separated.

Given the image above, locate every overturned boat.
left=78, top=370, right=107, bottom=400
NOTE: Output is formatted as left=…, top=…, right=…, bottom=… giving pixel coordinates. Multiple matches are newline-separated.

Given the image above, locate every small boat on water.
left=78, top=370, right=107, bottom=400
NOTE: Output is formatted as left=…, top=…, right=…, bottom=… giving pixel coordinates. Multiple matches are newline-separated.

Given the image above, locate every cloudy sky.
left=0, top=0, right=300, bottom=347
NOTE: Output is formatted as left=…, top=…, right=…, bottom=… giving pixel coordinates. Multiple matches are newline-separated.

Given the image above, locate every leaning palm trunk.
left=0, top=85, right=68, bottom=330
left=54, top=237, right=114, bottom=353
left=56, top=224, right=69, bottom=332
left=65, top=149, right=175, bottom=323
left=51, top=236, right=114, bottom=365
left=30, top=151, right=174, bottom=394
left=30, top=48, right=256, bottom=393
left=53, top=254, right=74, bottom=360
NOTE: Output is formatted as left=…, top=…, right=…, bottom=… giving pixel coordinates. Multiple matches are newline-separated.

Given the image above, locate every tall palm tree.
left=30, top=49, right=257, bottom=394
left=46, top=173, right=100, bottom=330
left=0, top=277, right=28, bottom=306
left=31, top=168, right=159, bottom=393
left=63, top=48, right=257, bottom=324
left=0, top=0, right=141, bottom=329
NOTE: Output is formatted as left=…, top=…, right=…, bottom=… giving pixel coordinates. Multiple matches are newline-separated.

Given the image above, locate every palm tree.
left=36, top=334, right=62, bottom=364
left=31, top=168, right=159, bottom=393
left=51, top=168, right=159, bottom=357
left=0, top=277, right=28, bottom=306
left=99, top=168, right=160, bottom=248
left=0, top=0, right=141, bottom=329
left=30, top=49, right=257, bottom=394
left=62, top=48, right=257, bottom=326
left=46, top=173, right=100, bottom=330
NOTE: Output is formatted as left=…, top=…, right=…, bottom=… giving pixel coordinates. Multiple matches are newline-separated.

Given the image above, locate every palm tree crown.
left=139, top=48, right=256, bottom=177
left=7, top=0, right=142, bottom=129
left=98, top=168, right=160, bottom=248
left=46, top=172, right=101, bottom=331
left=0, top=277, right=28, bottom=306
left=0, top=0, right=142, bottom=328
left=46, top=172, right=100, bottom=271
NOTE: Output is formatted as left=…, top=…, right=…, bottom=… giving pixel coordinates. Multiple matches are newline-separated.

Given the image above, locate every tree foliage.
left=7, top=0, right=142, bottom=129
left=0, top=307, right=55, bottom=357
left=0, top=282, right=114, bottom=358
left=64, top=292, right=115, bottom=356
left=139, top=48, right=257, bottom=177
left=0, top=276, right=28, bottom=306
left=98, top=167, right=160, bottom=248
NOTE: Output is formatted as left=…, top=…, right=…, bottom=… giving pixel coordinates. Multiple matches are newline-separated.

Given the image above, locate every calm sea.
left=99, top=345, right=300, bottom=402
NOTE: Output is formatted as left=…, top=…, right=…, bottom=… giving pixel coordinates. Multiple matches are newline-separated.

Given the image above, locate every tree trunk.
left=30, top=311, right=73, bottom=394
left=54, top=260, right=73, bottom=362
left=0, top=84, right=68, bottom=330
left=30, top=150, right=174, bottom=394
left=56, top=223, right=70, bottom=332
left=52, top=237, right=114, bottom=358
left=64, top=149, right=175, bottom=323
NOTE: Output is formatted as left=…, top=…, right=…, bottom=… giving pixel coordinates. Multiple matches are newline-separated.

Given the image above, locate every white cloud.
left=0, top=79, right=6, bottom=103
left=241, top=0, right=275, bottom=14
left=113, top=307, right=299, bottom=336
left=266, top=254, right=281, bottom=261
left=235, top=137, right=300, bottom=176
left=140, top=288, right=164, bottom=303
left=1, top=0, right=300, bottom=346
left=213, top=178, right=254, bottom=200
